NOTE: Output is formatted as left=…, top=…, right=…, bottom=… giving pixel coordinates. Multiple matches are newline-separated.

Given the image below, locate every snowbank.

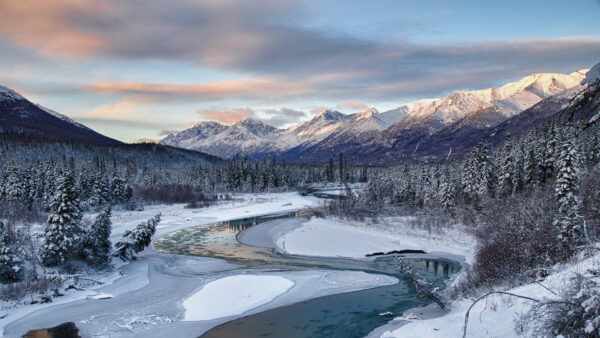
left=276, top=217, right=474, bottom=263
left=183, top=275, right=294, bottom=321
left=377, top=252, right=600, bottom=337
left=108, top=192, right=323, bottom=241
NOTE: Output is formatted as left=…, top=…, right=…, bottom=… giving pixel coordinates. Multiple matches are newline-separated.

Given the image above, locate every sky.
left=0, top=0, right=599, bottom=143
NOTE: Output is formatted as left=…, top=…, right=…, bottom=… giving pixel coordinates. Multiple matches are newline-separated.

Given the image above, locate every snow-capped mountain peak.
left=315, top=109, right=346, bottom=121
left=355, top=108, right=379, bottom=120
left=393, top=70, right=588, bottom=129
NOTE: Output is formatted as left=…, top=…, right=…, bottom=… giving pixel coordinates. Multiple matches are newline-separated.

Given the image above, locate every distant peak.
left=236, top=117, right=268, bottom=126
left=316, top=109, right=345, bottom=120
left=355, top=108, right=379, bottom=120
left=192, top=120, right=226, bottom=128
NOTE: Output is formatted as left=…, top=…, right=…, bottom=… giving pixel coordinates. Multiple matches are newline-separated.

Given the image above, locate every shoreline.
left=2, top=192, right=402, bottom=337
left=239, top=215, right=472, bottom=338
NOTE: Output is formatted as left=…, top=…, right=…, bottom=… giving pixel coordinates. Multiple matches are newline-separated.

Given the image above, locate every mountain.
left=161, top=65, right=595, bottom=163
left=0, top=85, right=121, bottom=145
left=0, top=84, right=224, bottom=167
left=162, top=118, right=283, bottom=159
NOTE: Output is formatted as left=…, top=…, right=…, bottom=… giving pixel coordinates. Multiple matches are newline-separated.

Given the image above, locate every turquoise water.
left=154, top=210, right=459, bottom=337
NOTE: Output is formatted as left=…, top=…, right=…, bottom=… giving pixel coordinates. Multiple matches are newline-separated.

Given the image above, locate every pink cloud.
left=199, top=108, right=255, bottom=125
left=0, top=0, right=108, bottom=58
left=336, top=101, right=369, bottom=112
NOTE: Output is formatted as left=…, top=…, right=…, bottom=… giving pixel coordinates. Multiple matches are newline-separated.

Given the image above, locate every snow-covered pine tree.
left=544, top=122, right=558, bottom=181
left=41, top=170, right=83, bottom=266
left=497, top=134, right=514, bottom=197
left=90, top=175, right=110, bottom=211
left=554, top=134, right=584, bottom=254
left=110, top=174, right=133, bottom=206
left=81, top=205, right=112, bottom=266
left=461, top=154, right=478, bottom=204
left=511, top=145, right=525, bottom=195
left=439, top=168, right=454, bottom=214
left=113, top=213, right=161, bottom=261
left=474, top=141, right=495, bottom=197
left=523, top=146, right=536, bottom=187
left=0, top=221, right=22, bottom=282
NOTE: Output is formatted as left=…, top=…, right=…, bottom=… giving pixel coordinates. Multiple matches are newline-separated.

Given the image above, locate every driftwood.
left=396, top=258, right=446, bottom=309
left=366, top=249, right=426, bottom=257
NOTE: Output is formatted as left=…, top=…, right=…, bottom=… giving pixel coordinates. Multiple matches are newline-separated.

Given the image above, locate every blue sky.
left=0, top=0, right=599, bottom=142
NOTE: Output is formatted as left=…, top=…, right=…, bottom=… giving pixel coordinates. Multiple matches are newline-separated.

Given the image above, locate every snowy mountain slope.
left=0, top=84, right=121, bottom=145
left=390, top=70, right=586, bottom=133
left=161, top=118, right=285, bottom=159
left=583, top=62, right=600, bottom=85
left=279, top=110, right=353, bottom=147
left=161, top=110, right=353, bottom=159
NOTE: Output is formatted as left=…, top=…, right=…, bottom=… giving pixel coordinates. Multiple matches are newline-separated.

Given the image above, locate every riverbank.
left=240, top=215, right=474, bottom=264
left=241, top=214, right=600, bottom=338
left=1, top=192, right=404, bottom=337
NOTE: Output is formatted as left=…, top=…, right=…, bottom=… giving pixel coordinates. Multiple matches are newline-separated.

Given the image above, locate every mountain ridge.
left=161, top=66, right=592, bottom=162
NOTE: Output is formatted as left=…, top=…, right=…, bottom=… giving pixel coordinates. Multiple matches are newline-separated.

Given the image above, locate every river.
left=154, top=209, right=459, bottom=337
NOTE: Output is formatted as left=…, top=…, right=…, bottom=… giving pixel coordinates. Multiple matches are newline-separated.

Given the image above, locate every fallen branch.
left=396, top=258, right=446, bottom=309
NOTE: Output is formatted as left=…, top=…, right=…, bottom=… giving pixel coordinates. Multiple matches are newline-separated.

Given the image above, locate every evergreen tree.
left=41, top=171, right=83, bottom=266
left=90, top=175, right=110, bottom=210
left=497, top=134, right=514, bottom=197
left=327, top=158, right=335, bottom=182
left=0, top=221, right=22, bottom=282
left=523, top=147, right=536, bottom=187
left=114, top=213, right=161, bottom=261
left=439, top=168, right=454, bottom=214
left=544, top=122, right=558, bottom=181
left=81, top=205, right=112, bottom=266
left=554, top=136, right=584, bottom=253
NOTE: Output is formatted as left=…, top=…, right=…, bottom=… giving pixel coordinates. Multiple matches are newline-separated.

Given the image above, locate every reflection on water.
left=154, top=210, right=459, bottom=338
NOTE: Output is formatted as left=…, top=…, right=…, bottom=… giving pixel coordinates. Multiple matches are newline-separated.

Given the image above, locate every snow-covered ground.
left=376, top=251, right=600, bottom=337
left=274, top=217, right=475, bottom=264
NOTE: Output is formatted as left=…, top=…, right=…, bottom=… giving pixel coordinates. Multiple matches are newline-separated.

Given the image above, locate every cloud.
left=79, top=96, right=151, bottom=121
left=135, top=138, right=157, bottom=143
left=196, top=107, right=307, bottom=127
left=0, top=0, right=107, bottom=58
left=198, top=108, right=255, bottom=125
left=159, top=129, right=179, bottom=136
left=3, top=0, right=598, bottom=89
left=83, top=78, right=312, bottom=101
left=336, top=101, right=369, bottom=112
left=260, top=108, right=307, bottom=127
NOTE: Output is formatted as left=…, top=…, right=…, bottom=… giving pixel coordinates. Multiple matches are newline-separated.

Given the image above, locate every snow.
left=0, top=85, right=25, bottom=101
left=375, top=251, right=600, bottom=338
left=275, top=217, right=474, bottom=263
left=34, top=104, right=90, bottom=130
left=583, top=62, right=600, bottom=85
left=182, top=275, right=294, bottom=321
left=87, top=293, right=114, bottom=300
